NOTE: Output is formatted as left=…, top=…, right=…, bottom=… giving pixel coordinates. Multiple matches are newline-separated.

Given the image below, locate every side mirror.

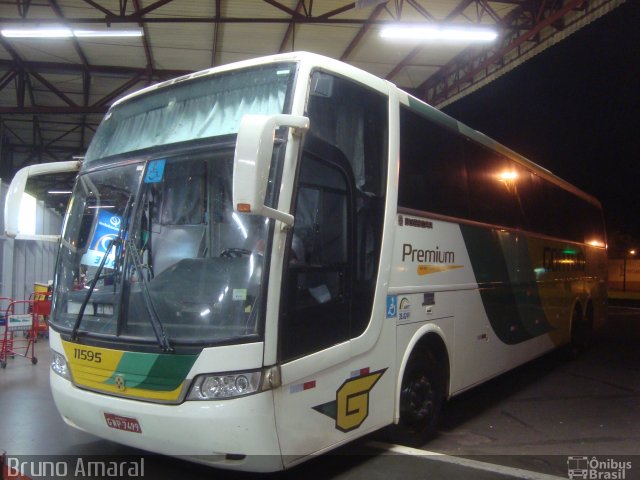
left=233, top=114, right=309, bottom=226
left=4, top=160, right=81, bottom=239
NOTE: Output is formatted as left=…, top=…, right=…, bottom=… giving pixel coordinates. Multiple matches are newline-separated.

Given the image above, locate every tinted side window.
left=517, top=171, right=605, bottom=244
left=465, top=141, right=527, bottom=230
left=280, top=152, right=352, bottom=361
left=399, top=107, right=468, bottom=218
left=518, top=171, right=546, bottom=235
left=306, top=74, right=387, bottom=339
left=581, top=201, right=606, bottom=245
left=307, top=71, right=387, bottom=197
left=398, top=105, right=604, bottom=244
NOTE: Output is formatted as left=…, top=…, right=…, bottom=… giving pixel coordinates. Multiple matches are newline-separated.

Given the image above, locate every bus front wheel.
left=391, top=349, right=444, bottom=445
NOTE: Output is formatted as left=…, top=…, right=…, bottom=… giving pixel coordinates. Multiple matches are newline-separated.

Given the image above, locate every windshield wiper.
left=71, top=237, right=120, bottom=341
left=69, top=192, right=173, bottom=352
left=124, top=237, right=174, bottom=353
left=71, top=194, right=133, bottom=342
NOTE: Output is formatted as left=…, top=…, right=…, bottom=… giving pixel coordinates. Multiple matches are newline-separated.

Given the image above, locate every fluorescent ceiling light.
left=1, top=27, right=143, bottom=39
left=381, top=24, right=498, bottom=42
left=1, top=27, right=74, bottom=38
left=48, top=190, right=73, bottom=195
left=74, top=29, right=143, bottom=38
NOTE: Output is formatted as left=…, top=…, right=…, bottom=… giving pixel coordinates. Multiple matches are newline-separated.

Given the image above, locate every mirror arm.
left=262, top=206, right=294, bottom=227
left=233, top=114, right=309, bottom=226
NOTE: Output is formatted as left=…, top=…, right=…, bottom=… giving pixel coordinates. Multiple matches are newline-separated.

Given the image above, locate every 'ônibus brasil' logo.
left=313, top=369, right=386, bottom=433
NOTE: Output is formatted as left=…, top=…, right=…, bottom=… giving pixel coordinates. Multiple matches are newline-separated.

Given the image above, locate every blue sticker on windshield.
left=80, top=210, right=121, bottom=269
left=145, top=159, right=166, bottom=183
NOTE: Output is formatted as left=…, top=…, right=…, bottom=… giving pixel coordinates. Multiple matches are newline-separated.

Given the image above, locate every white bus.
left=5, top=52, right=607, bottom=472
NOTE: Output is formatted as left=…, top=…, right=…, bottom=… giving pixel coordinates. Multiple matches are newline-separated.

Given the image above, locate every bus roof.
left=113, top=51, right=390, bottom=108
left=112, top=51, right=601, bottom=210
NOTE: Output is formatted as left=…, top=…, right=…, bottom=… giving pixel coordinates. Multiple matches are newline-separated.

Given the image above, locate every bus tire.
left=390, top=348, right=444, bottom=446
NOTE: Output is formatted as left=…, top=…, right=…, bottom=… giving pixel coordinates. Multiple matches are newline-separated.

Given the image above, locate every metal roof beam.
left=133, top=0, right=156, bottom=79
left=48, top=0, right=91, bottom=68
left=0, top=59, right=191, bottom=79
left=8, top=143, right=84, bottom=152
left=129, top=0, right=176, bottom=18
left=16, top=0, right=33, bottom=18
left=416, top=0, right=602, bottom=106
left=340, top=2, right=387, bottom=60
left=6, top=118, right=100, bottom=127
left=92, top=72, right=145, bottom=108
left=28, top=69, right=78, bottom=107
left=384, top=0, right=475, bottom=81
left=279, top=0, right=305, bottom=52
left=45, top=124, right=81, bottom=149
left=0, top=106, right=108, bottom=114
left=317, top=3, right=356, bottom=19
left=0, top=15, right=492, bottom=25
left=2, top=123, right=28, bottom=145
left=0, top=37, right=31, bottom=110
left=262, top=0, right=304, bottom=19
left=211, top=0, right=222, bottom=65
left=477, top=0, right=504, bottom=25
left=406, top=0, right=436, bottom=21
left=0, top=69, right=17, bottom=92
left=80, top=0, right=115, bottom=17
left=16, top=70, right=26, bottom=108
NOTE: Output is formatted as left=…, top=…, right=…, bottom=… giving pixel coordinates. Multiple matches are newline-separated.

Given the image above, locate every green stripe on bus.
left=104, top=352, right=198, bottom=391
left=137, top=354, right=198, bottom=391
left=460, top=224, right=553, bottom=345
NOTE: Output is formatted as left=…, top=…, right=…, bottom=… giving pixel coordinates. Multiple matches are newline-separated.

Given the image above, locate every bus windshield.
left=51, top=152, right=270, bottom=346
left=49, top=61, right=297, bottom=347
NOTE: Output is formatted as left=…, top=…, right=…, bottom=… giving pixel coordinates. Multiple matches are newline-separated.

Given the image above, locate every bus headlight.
left=187, top=367, right=280, bottom=400
left=51, top=351, right=71, bottom=380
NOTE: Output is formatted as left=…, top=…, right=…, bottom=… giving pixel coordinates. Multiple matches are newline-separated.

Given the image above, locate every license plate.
left=104, top=413, right=142, bottom=433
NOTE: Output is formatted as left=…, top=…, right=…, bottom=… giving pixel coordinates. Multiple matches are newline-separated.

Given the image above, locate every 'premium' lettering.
left=402, top=243, right=455, bottom=263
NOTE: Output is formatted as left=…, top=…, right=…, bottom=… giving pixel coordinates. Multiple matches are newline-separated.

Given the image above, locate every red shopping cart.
left=28, top=290, right=52, bottom=340
left=0, top=300, right=37, bottom=369
left=0, top=298, right=14, bottom=365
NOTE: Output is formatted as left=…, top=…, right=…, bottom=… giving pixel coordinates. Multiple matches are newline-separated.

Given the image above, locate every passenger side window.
left=280, top=152, right=353, bottom=361
left=399, top=107, right=469, bottom=218
left=296, top=73, right=387, bottom=346
left=465, top=141, right=527, bottom=230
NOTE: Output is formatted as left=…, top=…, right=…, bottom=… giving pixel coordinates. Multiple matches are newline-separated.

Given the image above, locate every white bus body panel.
left=388, top=213, right=560, bottom=398
left=48, top=332, right=282, bottom=472
left=273, top=320, right=396, bottom=466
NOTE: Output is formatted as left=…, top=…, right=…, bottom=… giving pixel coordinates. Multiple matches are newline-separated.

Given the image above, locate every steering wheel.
left=220, top=248, right=252, bottom=258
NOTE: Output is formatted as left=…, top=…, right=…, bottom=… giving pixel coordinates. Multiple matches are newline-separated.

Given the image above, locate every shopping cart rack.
left=0, top=300, right=37, bottom=369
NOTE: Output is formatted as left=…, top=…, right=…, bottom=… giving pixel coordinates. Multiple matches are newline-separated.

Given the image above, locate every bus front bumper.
left=50, top=372, right=284, bottom=472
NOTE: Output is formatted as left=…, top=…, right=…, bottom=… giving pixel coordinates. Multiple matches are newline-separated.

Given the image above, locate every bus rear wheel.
left=391, top=349, right=444, bottom=445
left=569, top=304, right=593, bottom=358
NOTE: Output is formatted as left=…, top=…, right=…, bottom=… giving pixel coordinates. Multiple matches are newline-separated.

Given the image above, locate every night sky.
left=442, top=0, right=640, bottom=248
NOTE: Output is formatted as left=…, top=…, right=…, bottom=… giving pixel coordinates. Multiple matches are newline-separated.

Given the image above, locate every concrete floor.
left=1, top=307, right=639, bottom=479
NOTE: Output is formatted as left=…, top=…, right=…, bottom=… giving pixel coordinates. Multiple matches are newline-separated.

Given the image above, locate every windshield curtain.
left=84, top=62, right=295, bottom=164
left=52, top=152, right=270, bottom=346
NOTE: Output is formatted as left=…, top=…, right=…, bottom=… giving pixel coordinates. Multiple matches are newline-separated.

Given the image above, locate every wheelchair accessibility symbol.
left=386, top=295, right=397, bottom=319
